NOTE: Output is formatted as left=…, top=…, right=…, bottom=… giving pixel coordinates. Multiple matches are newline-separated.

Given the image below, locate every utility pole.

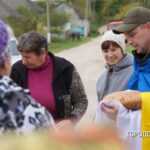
left=84, top=0, right=90, bottom=37
left=30, top=0, right=51, bottom=43
left=85, top=0, right=89, bottom=19
left=46, top=0, right=51, bottom=43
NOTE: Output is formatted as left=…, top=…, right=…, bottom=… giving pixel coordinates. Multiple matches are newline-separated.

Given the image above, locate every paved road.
left=56, top=36, right=105, bottom=125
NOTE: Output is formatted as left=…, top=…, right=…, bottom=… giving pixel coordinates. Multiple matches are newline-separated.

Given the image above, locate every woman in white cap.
left=96, top=30, right=133, bottom=101
left=0, top=19, right=54, bottom=133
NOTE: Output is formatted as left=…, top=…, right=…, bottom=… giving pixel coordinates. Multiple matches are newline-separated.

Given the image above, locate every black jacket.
left=10, top=53, right=88, bottom=121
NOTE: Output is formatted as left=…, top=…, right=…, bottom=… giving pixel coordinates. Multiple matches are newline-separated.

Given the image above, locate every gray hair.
left=18, top=31, right=48, bottom=55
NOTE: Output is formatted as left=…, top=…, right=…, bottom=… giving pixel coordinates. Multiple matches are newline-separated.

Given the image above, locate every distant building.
left=56, top=3, right=90, bottom=37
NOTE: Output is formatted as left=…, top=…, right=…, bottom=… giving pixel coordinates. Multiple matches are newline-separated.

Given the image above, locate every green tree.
left=5, top=3, right=69, bottom=37
left=6, top=5, right=44, bottom=37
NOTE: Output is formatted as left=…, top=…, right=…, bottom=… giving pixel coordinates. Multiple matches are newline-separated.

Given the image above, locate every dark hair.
left=17, top=31, right=48, bottom=55
left=101, top=41, right=121, bottom=52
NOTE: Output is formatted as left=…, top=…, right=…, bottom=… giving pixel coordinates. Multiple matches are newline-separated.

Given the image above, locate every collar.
left=133, top=50, right=150, bottom=64
left=106, top=54, right=133, bottom=72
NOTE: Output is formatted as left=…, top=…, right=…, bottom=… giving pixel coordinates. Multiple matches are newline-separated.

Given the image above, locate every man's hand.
left=102, top=90, right=141, bottom=110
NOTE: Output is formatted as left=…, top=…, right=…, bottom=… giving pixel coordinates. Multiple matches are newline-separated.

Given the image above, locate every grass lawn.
left=49, top=37, right=91, bottom=53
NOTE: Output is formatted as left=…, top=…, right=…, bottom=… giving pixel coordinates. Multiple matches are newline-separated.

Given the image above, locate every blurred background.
left=1, top=0, right=150, bottom=54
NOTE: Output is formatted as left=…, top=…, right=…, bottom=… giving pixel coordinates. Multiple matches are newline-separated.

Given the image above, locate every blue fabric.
left=128, top=57, right=150, bottom=91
